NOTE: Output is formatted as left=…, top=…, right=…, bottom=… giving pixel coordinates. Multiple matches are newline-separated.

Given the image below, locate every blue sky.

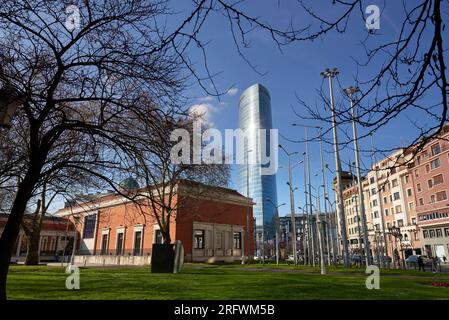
left=172, top=0, right=437, bottom=217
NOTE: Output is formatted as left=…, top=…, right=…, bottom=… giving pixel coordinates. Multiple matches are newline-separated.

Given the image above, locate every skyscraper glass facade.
left=238, top=83, right=278, bottom=256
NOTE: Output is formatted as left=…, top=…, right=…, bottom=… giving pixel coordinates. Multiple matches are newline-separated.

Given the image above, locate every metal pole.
left=315, top=184, right=327, bottom=274
left=318, top=128, right=332, bottom=266
left=305, top=128, right=316, bottom=266
left=303, top=153, right=312, bottom=265
left=346, top=87, right=372, bottom=266
left=287, top=155, right=298, bottom=266
left=370, top=134, right=388, bottom=268
left=243, top=149, right=251, bottom=264
left=275, top=209, right=279, bottom=265
left=322, top=68, right=350, bottom=268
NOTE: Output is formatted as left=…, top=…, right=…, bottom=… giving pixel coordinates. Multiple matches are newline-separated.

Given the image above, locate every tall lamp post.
left=321, top=67, right=350, bottom=268
left=310, top=182, right=327, bottom=274
left=242, top=149, right=253, bottom=264
left=267, top=199, right=286, bottom=265
left=279, top=144, right=299, bottom=265
left=344, top=86, right=372, bottom=266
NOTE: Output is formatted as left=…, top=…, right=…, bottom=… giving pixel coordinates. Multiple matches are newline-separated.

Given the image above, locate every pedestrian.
left=432, top=256, right=439, bottom=273
left=443, top=255, right=447, bottom=263
left=418, top=255, right=425, bottom=272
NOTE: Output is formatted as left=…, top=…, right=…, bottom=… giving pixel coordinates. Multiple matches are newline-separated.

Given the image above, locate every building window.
left=101, top=233, right=108, bottom=255
left=133, top=231, right=142, bottom=256
left=393, top=192, right=400, bottom=200
left=392, top=179, right=398, bottom=187
left=407, top=188, right=412, bottom=197
left=423, top=230, right=429, bottom=238
left=395, top=205, right=402, bottom=213
left=371, top=188, right=377, bottom=195
left=419, top=198, right=424, bottom=206
left=383, top=197, right=388, bottom=204
left=429, top=230, right=435, bottom=238
left=436, top=229, right=443, bottom=238
left=397, top=219, right=404, bottom=227
left=428, top=179, right=433, bottom=189
left=417, top=183, right=421, bottom=192
left=83, top=215, right=96, bottom=239
left=385, top=209, right=389, bottom=216
left=444, top=228, right=449, bottom=237
left=433, top=174, right=444, bottom=186
left=405, top=175, right=410, bottom=183
left=436, top=191, right=448, bottom=202
left=409, top=202, right=414, bottom=211
left=194, top=230, right=205, bottom=249
left=374, top=211, right=379, bottom=218
left=116, top=232, right=124, bottom=255
left=412, top=217, right=417, bottom=225
left=415, top=169, right=419, bottom=178
left=370, top=177, right=375, bottom=184
left=430, top=158, right=440, bottom=170
left=431, top=143, right=441, bottom=156
left=233, top=232, right=242, bottom=249
left=372, top=199, right=378, bottom=207
left=430, top=195, right=436, bottom=203
left=425, top=164, right=430, bottom=173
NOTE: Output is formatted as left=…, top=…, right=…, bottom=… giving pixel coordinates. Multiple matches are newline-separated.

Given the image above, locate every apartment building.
left=408, top=125, right=449, bottom=260
left=339, top=149, right=421, bottom=261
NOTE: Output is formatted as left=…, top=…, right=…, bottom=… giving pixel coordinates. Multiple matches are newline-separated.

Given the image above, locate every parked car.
left=405, top=255, right=433, bottom=268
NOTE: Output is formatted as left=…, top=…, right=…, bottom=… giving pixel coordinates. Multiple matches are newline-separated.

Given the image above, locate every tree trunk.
left=25, top=233, right=40, bottom=265
left=0, top=164, right=42, bottom=300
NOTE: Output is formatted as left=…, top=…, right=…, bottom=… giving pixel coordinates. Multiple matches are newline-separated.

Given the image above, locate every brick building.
left=55, top=180, right=254, bottom=265
left=408, top=125, right=449, bottom=260
left=0, top=213, right=75, bottom=263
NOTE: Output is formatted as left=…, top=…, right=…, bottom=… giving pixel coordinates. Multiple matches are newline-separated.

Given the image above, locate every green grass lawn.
left=6, top=263, right=449, bottom=300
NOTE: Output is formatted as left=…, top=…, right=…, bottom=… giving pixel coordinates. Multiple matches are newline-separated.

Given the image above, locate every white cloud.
left=197, top=95, right=215, bottom=102
left=227, top=87, right=239, bottom=96
left=189, top=103, right=215, bottom=125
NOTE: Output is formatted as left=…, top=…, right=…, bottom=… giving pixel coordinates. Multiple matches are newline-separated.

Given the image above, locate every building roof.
left=55, top=179, right=254, bottom=216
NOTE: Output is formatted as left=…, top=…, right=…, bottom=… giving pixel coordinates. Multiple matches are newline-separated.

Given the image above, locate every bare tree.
left=293, top=0, right=447, bottom=170
left=0, top=0, right=313, bottom=299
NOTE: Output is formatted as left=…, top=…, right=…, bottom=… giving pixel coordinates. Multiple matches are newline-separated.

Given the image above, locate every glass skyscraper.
left=238, top=83, right=278, bottom=256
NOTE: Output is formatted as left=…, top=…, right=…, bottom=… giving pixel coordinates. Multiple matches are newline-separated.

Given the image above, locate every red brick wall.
left=176, top=196, right=254, bottom=256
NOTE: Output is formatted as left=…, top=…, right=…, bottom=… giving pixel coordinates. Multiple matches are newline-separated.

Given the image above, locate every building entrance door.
left=435, top=245, right=445, bottom=261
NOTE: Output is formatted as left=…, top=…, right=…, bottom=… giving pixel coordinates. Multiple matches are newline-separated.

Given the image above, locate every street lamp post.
left=312, top=181, right=327, bottom=275
left=321, top=67, right=350, bottom=268
left=344, top=86, right=372, bottom=266
left=242, top=149, right=253, bottom=265
left=279, top=144, right=299, bottom=265
left=298, top=206, right=308, bottom=265
left=267, top=199, right=286, bottom=265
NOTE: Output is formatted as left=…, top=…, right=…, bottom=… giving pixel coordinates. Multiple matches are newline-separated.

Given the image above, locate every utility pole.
left=345, top=86, right=372, bottom=266
left=321, top=67, right=350, bottom=268
left=279, top=144, right=299, bottom=265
